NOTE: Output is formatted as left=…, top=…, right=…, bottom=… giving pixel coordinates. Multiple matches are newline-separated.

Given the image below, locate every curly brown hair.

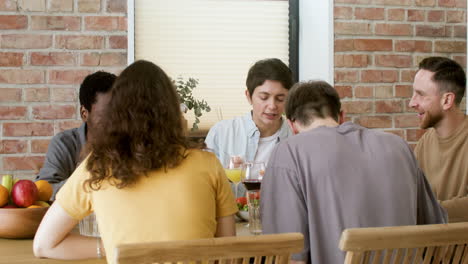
left=84, top=60, right=200, bottom=190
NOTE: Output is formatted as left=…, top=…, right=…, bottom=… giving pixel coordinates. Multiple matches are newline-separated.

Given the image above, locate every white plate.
left=237, top=210, right=249, bottom=221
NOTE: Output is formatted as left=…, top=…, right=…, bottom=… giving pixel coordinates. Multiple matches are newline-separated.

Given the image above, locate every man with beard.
left=36, top=71, right=116, bottom=200
left=409, top=56, right=468, bottom=222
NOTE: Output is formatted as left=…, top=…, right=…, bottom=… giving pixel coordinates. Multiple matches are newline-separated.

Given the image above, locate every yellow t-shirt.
left=56, top=149, right=238, bottom=263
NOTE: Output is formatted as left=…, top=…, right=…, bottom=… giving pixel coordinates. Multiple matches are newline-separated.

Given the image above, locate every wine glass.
left=241, top=161, right=265, bottom=235
left=223, top=155, right=244, bottom=198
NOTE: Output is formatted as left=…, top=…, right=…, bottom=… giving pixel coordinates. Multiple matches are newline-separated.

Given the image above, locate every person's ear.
left=338, top=111, right=345, bottom=124
left=245, top=90, right=252, bottom=105
left=287, top=119, right=299, bottom=135
left=441, top=92, right=455, bottom=111
left=80, top=105, right=89, bottom=122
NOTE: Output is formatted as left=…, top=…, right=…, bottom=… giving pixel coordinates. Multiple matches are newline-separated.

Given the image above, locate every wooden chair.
left=339, top=222, right=468, bottom=264
left=115, top=233, right=304, bottom=264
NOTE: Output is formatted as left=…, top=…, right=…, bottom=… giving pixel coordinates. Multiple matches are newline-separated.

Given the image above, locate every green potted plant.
left=175, top=77, right=211, bottom=131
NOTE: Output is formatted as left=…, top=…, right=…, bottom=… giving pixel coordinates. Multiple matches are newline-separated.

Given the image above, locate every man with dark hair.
left=409, top=56, right=468, bottom=222
left=261, top=80, right=446, bottom=264
left=36, top=71, right=116, bottom=199
left=205, top=58, right=294, bottom=173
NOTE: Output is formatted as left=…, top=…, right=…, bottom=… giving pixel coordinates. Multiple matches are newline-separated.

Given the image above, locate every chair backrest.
left=115, top=233, right=304, bottom=264
left=339, top=222, right=468, bottom=264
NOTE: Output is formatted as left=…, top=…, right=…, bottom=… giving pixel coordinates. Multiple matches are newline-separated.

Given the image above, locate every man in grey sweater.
left=36, top=71, right=116, bottom=200
left=260, top=80, right=447, bottom=264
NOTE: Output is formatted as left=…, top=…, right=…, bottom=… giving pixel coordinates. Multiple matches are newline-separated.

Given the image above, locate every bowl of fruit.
left=236, top=197, right=249, bottom=221
left=0, top=175, right=53, bottom=239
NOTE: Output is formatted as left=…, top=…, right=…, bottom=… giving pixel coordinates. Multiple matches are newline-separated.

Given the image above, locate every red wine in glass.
left=243, top=179, right=261, bottom=191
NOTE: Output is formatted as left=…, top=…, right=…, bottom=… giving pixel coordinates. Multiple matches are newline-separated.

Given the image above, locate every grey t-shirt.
left=261, top=122, right=447, bottom=264
left=36, top=123, right=86, bottom=200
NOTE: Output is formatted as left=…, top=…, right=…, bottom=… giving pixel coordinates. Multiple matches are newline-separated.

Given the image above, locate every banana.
left=1, top=174, right=13, bottom=194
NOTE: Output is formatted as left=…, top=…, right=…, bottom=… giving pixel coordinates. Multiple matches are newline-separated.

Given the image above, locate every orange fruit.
left=27, top=205, right=41, bottom=208
left=0, top=185, right=8, bottom=207
left=34, top=180, right=53, bottom=202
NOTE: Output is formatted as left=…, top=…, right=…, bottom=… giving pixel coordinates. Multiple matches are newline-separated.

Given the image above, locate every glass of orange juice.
left=224, top=155, right=243, bottom=197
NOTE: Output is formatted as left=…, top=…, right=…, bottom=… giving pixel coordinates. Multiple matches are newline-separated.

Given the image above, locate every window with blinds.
left=133, top=0, right=294, bottom=132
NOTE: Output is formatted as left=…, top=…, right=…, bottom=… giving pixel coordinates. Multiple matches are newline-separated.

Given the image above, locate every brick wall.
left=0, top=0, right=127, bottom=179
left=334, top=0, right=467, bottom=147
left=1, top=0, right=467, bottom=178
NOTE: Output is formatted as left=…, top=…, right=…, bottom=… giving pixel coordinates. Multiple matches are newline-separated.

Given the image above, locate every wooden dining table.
left=0, top=223, right=250, bottom=263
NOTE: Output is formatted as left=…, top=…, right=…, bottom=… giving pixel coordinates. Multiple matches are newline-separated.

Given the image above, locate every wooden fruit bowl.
left=0, top=207, right=49, bottom=239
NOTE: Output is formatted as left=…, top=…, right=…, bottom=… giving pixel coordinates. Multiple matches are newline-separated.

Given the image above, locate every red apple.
left=11, top=180, right=38, bottom=208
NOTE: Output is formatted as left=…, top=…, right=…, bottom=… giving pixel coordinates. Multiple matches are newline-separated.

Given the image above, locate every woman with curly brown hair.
left=33, top=60, right=238, bottom=263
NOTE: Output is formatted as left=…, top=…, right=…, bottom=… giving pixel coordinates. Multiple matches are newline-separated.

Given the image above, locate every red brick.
left=375, top=55, right=412, bottom=68
left=416, top=0, right=436, bottom=6
left=407, top=129, right=426, bottom=141
left=354, top=39, right=392, bottom=51
left=395, top=115, right=420, bottom=128
left=335, top=0, right=372, bottom=3
left=395, top=85, right=412, bottom=98
left=427, top=11, right=444, bottom=22
left=335, top=39, right=354, bottom=52
left=3, top=156, right=45, bottom=171
left=0, top=0, right=17, bottom=11
left=384, top=130, right=405, bottom=139
left=375, top=86, right=394, bottom=98
left=51, top=88, right=77, bottom=102
left=0, top=52, right=23, bottom=67
left=3, top=122, right=53, bottom=137
left=24, top=88, right=49, bottom=102
left=395, top=40, right=432, bottom=52
left=453, top=56, right=466, bottom=68
left=355, top=86, right=373, bottom=98
left=361, top=70, right=398, bottom=83
left=335, top=6, right=353, bottom=19
left=48, top=70, right=91, bottom=85
left=31, top=52, right=76, bottom=66
left=109, top=35, right=127, bottom=49
left=0, top=140, right=27, bottom=154
left=0, top=15, right=27, bottom=30
left=342, top=101, right=373, bottom=114
left=85, top=16, right=126, bottom=31
left=335, top=70, right=359, bottom=83
left=0, top=106, right=27, bottom=120
left=0, top=70, right=44, bottom=84
left=416, top=25, right=447, bottom=37
left=49, top=0, right=73, bottom=12
left=55, top=35, right=104, bottom=50
left=401, top=70, right=417, bottom=82
left=335, top=22, right=372, bottom=35
left=81, top=52, right=127, bottom=66
left=334, top=54, right=368, bottom=68
left=31, top=139, right=50, bottom=153
left=435, top=41, right=466, bottom=53
left=18, top=0, right=45, bottom=11
left=355, top=116, right=392, bottom=128
left=387, top=9, right=405, bottom=21
left=335, top=85, right=353, bottom=99
left=454, top=25, right=466, bottom=38
left=355, top=8, right=384, bottom=20
left=376, top=100, right=402, bottom=113
left=447, top=11, right=465, bottom=23
left=0, top=88, right=21, bottom=102
left=78, top=0, right=100, bottom=12
left=454, top=0, right=466, bottom=7
left=1, top=34, right=52, bottom=49
left=374, top=0, right=411, bottom=4
left=31, top=16, right=80, bottom=31
left=408, top=10, right=425, bottom=21
left=439, top=0, right=456, bottom=7
left=56, top=120, right=82, bottom=132
left=32, top=105, right=76, bottom=120
left=107, top=0, right=126, bottom=12
left=375, top=24, right=412, bottom=36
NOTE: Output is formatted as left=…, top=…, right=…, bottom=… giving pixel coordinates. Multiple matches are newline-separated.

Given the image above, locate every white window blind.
left=134, top=0, right=290, bottom=131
